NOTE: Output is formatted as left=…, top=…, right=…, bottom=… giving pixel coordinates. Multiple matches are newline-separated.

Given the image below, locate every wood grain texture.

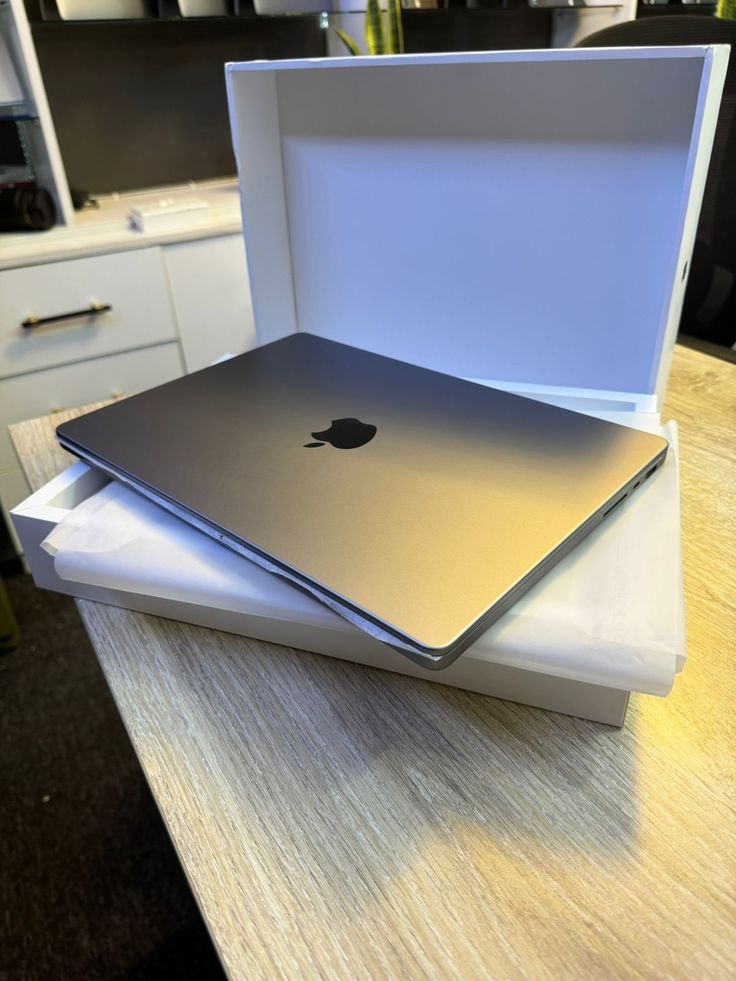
left=9, top=346, right=736, bottom=981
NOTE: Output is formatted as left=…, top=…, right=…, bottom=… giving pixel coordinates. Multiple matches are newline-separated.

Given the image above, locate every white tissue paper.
left=42, top=415, right=683, bottom=696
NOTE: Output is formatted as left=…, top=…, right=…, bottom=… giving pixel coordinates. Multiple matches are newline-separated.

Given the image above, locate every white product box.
left=225, top=48, right=726, bottom=412
left=12, top=48, right=726, bottom=724
left=12, top=435, right=682, bottom=727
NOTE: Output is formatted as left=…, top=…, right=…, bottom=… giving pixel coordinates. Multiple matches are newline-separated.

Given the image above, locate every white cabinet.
left=1, top=7, right=255, bottom=549
left=0, top=343, right=184, bottom=551
left=0, top=231, right=252, bottom=549
left=163, top=234, right=256, bottom=373
left=0, top=342, right=184, bottom=474
left=0, top=249, right=177, bottom=379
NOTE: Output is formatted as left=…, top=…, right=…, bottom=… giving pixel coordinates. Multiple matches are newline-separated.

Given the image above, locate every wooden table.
left=9, top=345, right=736, bottom=981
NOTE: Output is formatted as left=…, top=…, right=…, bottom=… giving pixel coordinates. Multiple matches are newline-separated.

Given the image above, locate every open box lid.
left=226, top=48, right=727, bottom=411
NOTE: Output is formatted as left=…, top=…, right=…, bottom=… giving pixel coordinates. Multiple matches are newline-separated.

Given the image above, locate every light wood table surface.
left=9, top=345, right=736, bottom=980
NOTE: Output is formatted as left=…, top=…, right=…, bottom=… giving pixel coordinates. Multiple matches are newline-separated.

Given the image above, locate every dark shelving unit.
left=24, top=0, right=560, bottom=194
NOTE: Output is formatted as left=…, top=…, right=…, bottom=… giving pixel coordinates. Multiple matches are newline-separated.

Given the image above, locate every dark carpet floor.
left=0, top=573, right=226, bottom=981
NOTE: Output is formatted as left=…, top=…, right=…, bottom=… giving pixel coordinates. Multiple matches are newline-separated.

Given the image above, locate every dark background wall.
left=29, top=8, right=552, bottom=196
left=31, top=18, right=325, bottom=194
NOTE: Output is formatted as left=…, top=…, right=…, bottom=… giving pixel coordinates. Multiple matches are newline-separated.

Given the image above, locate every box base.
left=13, top=461, right=630, bottom=726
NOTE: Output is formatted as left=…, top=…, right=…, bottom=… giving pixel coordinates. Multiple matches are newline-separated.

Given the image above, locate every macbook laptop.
left=56, top=333, right=667, bottom=669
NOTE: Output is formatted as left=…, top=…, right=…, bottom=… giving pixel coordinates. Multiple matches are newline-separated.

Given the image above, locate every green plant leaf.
left=335, top=28, right=362, bottom=55
left=387, top=0, right=404, bottom=54
left=365, top=0, right=385, bottom=55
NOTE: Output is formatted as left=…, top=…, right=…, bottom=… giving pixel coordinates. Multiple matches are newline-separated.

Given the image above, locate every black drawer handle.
left=21, top=302, right=112, bottom=330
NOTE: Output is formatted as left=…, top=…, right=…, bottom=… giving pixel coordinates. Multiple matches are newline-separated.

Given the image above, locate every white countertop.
left=0, top=179, right=243, bottom=271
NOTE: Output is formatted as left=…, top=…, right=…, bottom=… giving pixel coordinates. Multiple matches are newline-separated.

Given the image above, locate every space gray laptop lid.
left=56, top=333, right=667, bottom=669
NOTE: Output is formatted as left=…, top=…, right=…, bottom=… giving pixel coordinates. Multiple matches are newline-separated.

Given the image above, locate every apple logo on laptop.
left=304, top=418, right=377, bottom=450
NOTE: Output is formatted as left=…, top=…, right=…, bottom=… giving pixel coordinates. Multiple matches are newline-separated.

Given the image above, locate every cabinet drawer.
left=0, top=342, right=184, bottom=481
left=0, top=249, right=177, bottom=380
left=164, top=235, right=255, bottom=373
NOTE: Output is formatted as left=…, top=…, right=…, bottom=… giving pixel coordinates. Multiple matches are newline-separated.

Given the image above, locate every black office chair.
left=579, top=16, right=736, bottom=350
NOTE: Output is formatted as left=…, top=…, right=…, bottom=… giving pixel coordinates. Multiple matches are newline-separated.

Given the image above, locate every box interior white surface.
left=226, top=48, right=726, bottom=410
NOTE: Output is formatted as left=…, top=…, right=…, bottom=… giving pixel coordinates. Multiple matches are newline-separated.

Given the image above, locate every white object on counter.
left=177, top=0, right=229, bottom=14
left=41, top=416, right=683, bottom=698
left=128, top=198, right=210, bottom=235
left=56, top=1, right=148, bottom=19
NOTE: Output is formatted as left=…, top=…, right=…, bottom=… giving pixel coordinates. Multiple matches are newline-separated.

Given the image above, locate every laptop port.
left=603, top=495, right=626, bottom=518
left=645, top=465, right=657, bottom=479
